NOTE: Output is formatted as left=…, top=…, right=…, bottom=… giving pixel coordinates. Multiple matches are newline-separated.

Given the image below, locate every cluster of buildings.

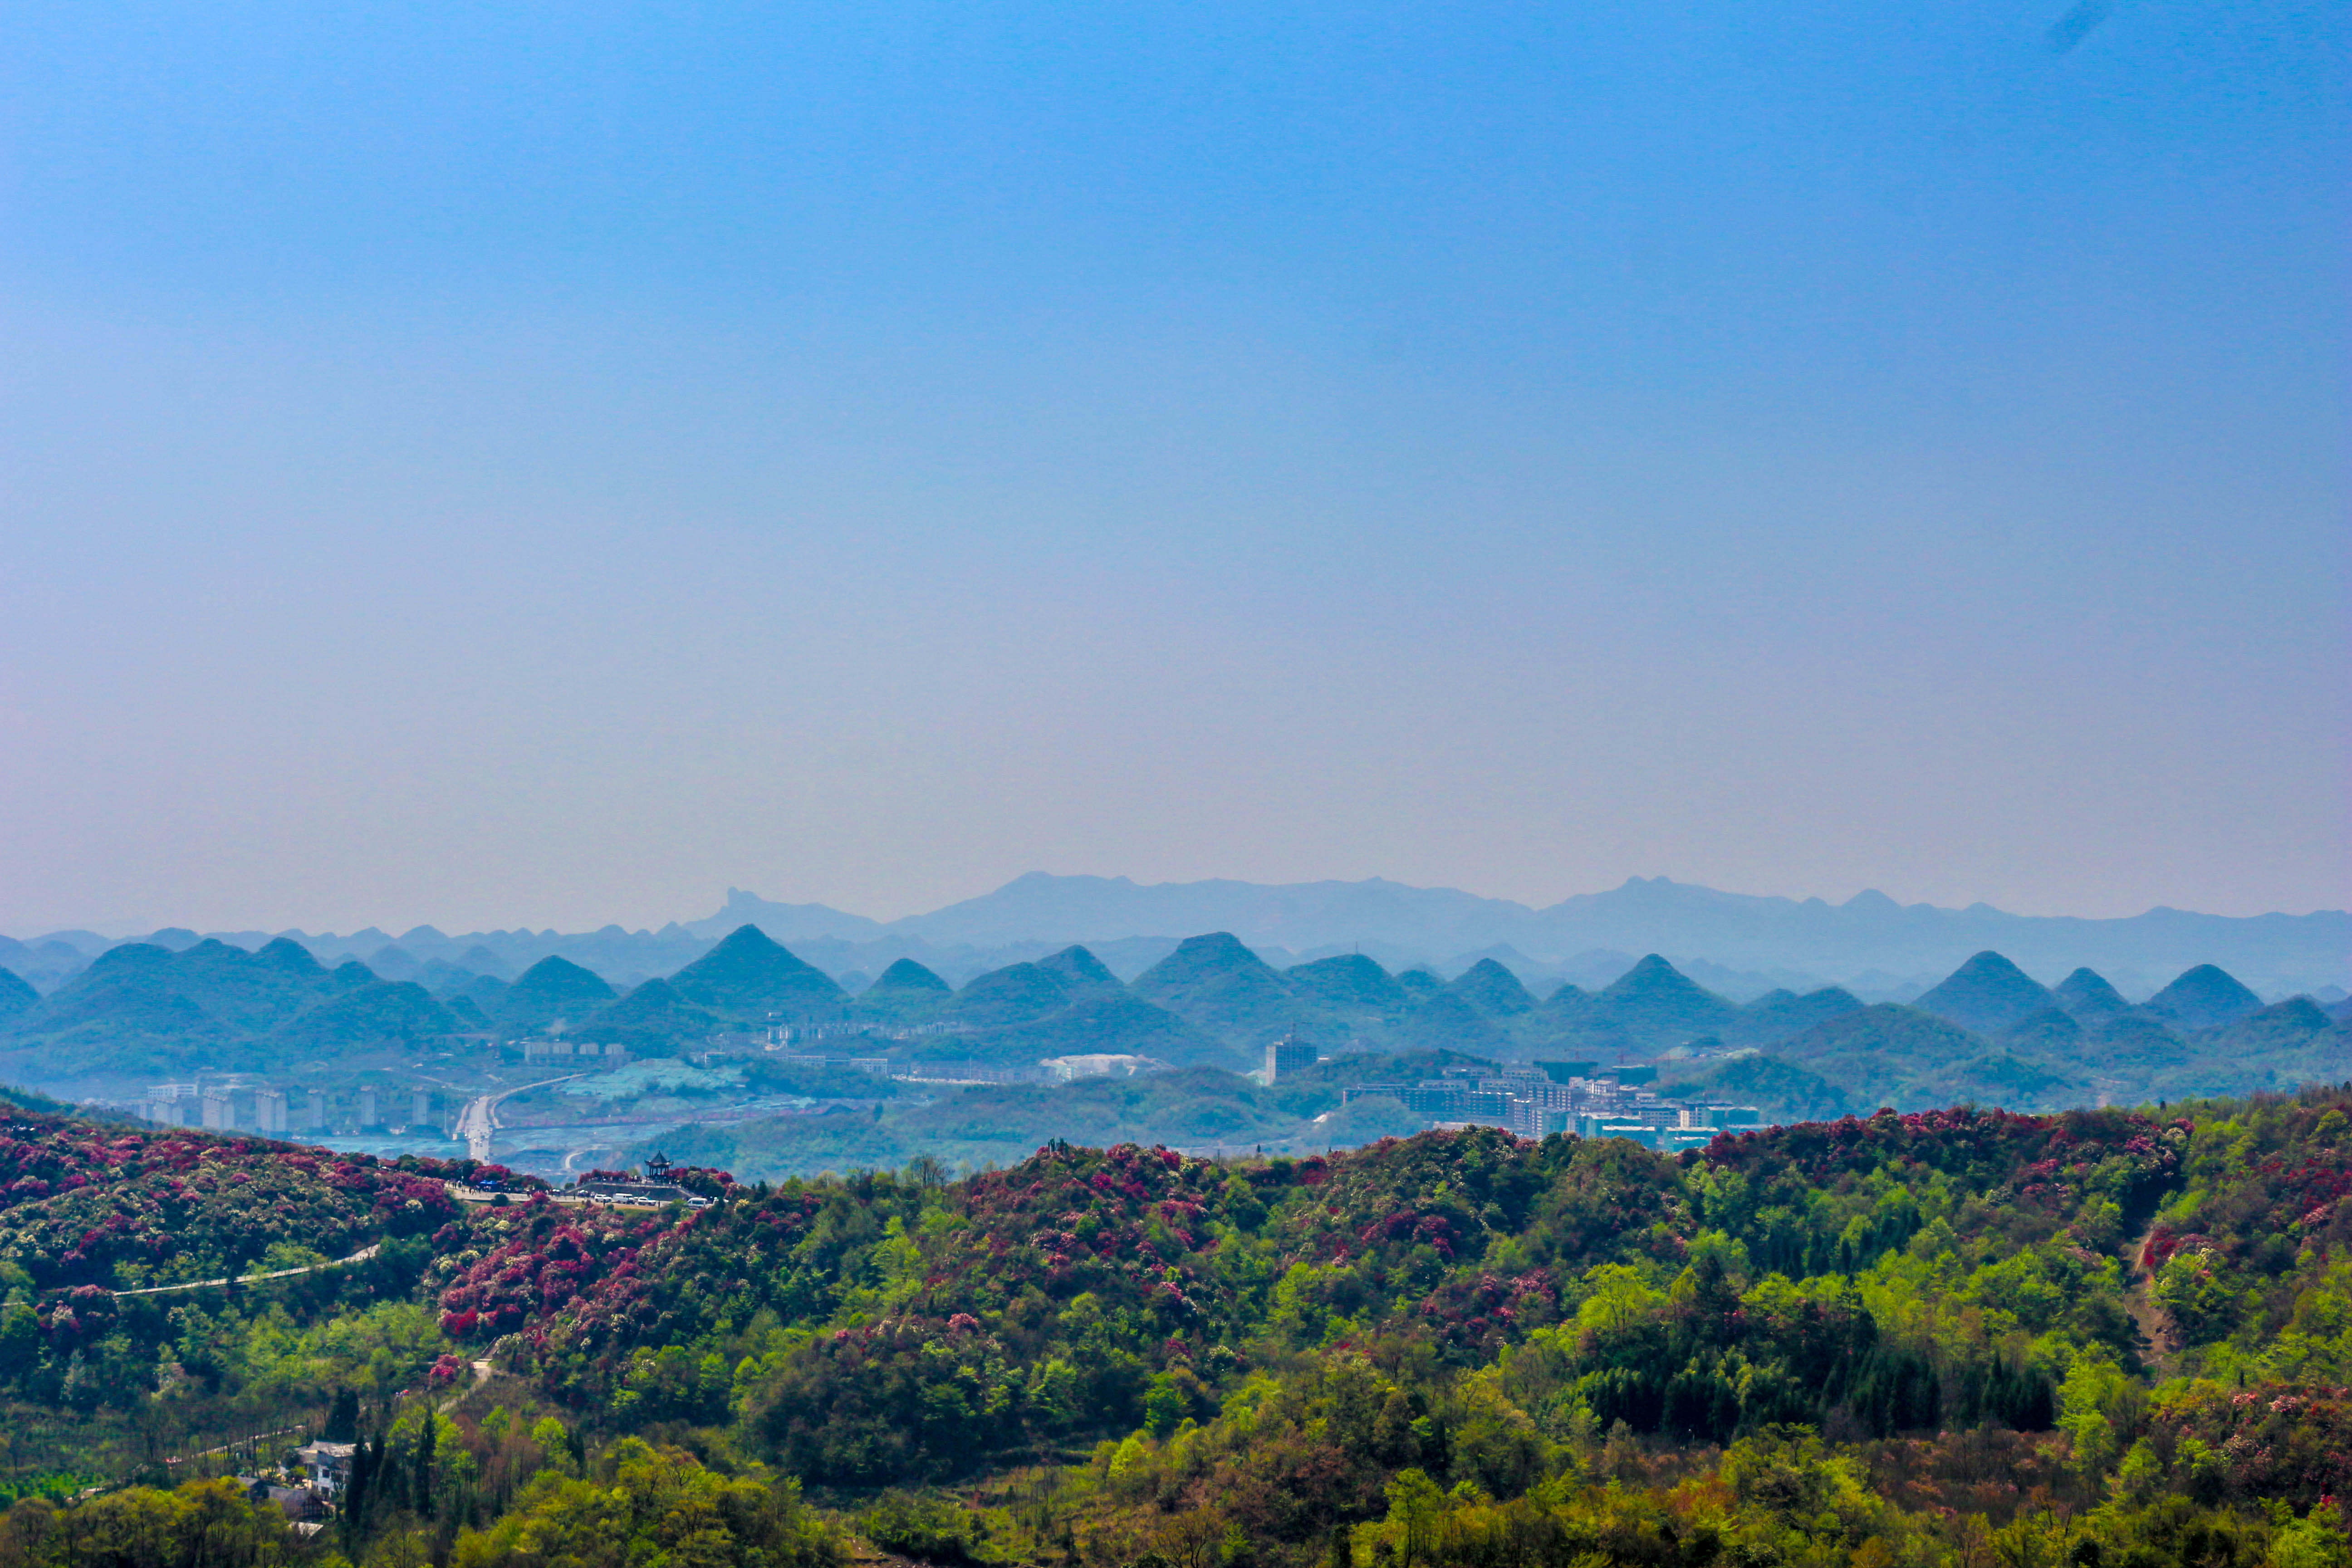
left=760, top=1049, right=1158, bottom=1085
left=230, top=1441, right=358, bottom=1531
left=765, top=1020, right=975, bottom=1047
left=1271, top=1044, right=1762, bottom=1152
left=517, top=1038, right=631, bottom=1064
left=761, top=1040, right=1766, bottom=1156
left=134, top=1082, right=447, bottom=1138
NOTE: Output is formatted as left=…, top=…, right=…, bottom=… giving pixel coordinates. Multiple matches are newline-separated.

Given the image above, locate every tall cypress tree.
left=414, top=1412, right=438, bottom=1519
left=344, top=1435, right=376, bottom=1549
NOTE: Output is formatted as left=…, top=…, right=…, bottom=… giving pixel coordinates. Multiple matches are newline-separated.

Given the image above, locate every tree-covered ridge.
left=487, top=1104, right=2201, bottom=1488
left=0, top=1115, right=530, bottom=1289
left=0, top=1118, right=553, bottom=1443
left=6, top=1093, right=2352, bottom=1567
left=355, top=1089, right=2347, bottom=1568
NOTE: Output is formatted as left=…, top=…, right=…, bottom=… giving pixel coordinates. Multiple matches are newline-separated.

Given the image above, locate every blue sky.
left=0, top=0, right=2343, bottom=932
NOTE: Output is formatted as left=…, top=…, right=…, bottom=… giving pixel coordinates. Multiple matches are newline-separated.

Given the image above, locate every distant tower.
left=201, top=1091, right=235, bottom=1131
left=255, top=1090, right=288, bottom=1135
left=412, top=1089, right=433, bottom=1131
left=304, top=1090, right=328, bottom=1133
left=1264, top=1032, right=1317, bottom=1083
left=358, top=1088, right=381, bottom=1129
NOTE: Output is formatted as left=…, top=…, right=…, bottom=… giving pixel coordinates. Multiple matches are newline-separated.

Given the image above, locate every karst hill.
left=0, top=916, right=2342, bottom=1118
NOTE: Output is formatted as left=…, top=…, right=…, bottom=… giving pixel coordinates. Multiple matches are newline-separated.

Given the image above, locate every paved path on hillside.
left=2122, top=1222, right=2180, bottom=1376
left=93, top=1243, right=382, bottom=1298
left=162, top=1423, right=309, bottom=1468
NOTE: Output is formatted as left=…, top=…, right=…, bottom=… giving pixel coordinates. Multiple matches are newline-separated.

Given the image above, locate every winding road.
left=454, top=1074, right=589, bottom=1161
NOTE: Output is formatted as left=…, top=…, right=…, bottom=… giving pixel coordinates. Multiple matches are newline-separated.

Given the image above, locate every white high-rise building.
left=145, top=1085, right=199, bottom=1126
left=255, top=1090, right=288, bottom=1135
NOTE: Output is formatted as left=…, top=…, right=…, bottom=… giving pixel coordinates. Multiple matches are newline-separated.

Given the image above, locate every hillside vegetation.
left=0, top=1083, right=2348, bottom=1566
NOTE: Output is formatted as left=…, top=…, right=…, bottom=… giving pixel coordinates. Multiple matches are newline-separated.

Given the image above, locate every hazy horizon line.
left=13, top=868, right=2348, bottom=945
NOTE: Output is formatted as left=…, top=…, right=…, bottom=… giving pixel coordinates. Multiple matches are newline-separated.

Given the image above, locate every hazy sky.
left=1, top=0, right=2344, bottom=935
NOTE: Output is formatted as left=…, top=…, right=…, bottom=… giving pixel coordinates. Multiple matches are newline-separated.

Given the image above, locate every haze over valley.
left=5, top=873, right=2342, bottom=1184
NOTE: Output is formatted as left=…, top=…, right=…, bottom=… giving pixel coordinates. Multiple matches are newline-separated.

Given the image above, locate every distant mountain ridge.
left=695, top=873, right=2349, bottom=995
left=10, top=872, right=2347, bottom=1002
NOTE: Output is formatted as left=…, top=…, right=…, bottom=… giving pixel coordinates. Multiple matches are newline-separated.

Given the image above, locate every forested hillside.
left=1, top=1083, right=2351, bottom=1567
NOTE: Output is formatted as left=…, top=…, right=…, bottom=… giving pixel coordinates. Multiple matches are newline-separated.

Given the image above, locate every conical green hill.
left=2083, top=1011, right=2188, bottom=1070
left=666, top=926, right=845, bottom=1020
left=951, top=962, right=1071, bottom=1027
left=1512, top=981, right=1595, bottom=1053
left=867, top=958, right=952, bottom=997
left=856, top=958, right=953, bottom=1023
left=1912, top=951, right=2051, bottom=1036
left=1725, top=986, right=1862, bottom=1049
left=459, top=944, right=513, bottom=980
left=2142, top=964, right=2263, bottom=1030
left=593, top=976, right=692, bottom=1023
left=1779, top=1002, right=1985, bottom=1066
left=60, top=941, right=173, bottom=985
left=1449, top=958, right=1535, bottom=1019
left=1131, top=933, right=1297, bottom=1047
left=1654, top=1053, right=1851, bottom=1123
left=1284, top=954, right=1407, bottom=1014
left=499, top=955, right=618, bottom=1033
left=1393, top=990, right=1510, bottom=1057
left=1577, top=955, right=1740, bottom=1049
left=1035, top=945, right=1124, bottom=1000
left=365, top=945, right=423, bottom=980
left=17, top=946, right=218, bottom=1040
left=2001, top=1006, right=2084, bottom=1060
left=2052, top=967, right=2129, bottom=1021
left=456, top=973, right=509, bottom=1012
left=1598, top=954, right=1732, bottom=1009
left=255, top=936, right=329, bottom=980
left=1776, top=1003, right=1989, bottom=1107
left=2206, top=997, right=2331, bottom=1058
left=271, top=980, right=458, bottom=1053
left=1396, top=969, right=1445, bottom=1002
left=159, top=937, right=337, bottom=1033
left=579, top=979, right=721, bottom=1054
left=506, top=955, right=616, bottom=1005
